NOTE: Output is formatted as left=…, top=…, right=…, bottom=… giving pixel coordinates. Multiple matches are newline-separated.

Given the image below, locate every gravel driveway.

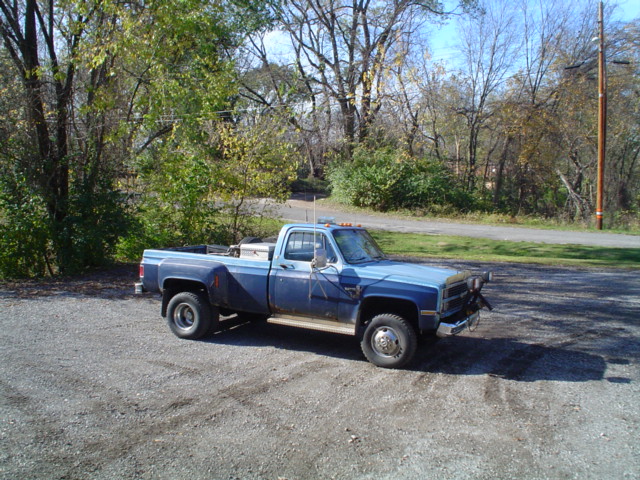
left=0, top=261, right=638, bottom=480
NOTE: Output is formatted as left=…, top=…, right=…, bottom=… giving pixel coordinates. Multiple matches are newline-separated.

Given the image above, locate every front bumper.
left=436, top=310, right=479, bottom=337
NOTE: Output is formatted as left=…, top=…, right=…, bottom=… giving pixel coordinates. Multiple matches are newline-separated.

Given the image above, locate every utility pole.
left=596, top=0, right=606, bottom=230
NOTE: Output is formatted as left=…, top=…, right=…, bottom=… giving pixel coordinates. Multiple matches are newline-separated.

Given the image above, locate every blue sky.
left=262, top=0, right=638, bottom=68
left=427, top=0, right=639, bottom=66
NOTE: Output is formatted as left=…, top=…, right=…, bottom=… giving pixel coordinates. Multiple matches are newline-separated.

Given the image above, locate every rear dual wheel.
left=166, top=292, right=219, bottom=339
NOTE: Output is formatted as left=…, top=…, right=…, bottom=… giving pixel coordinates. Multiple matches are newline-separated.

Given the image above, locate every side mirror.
left=312, top=248, right=327, bottom=269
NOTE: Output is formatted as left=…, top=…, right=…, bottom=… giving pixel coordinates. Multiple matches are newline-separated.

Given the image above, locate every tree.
left=1, top=0, right=77, bottom=264
left=598, top=18, right=640, bottom=222
left=127, top=117, right=299, bottom=253
left=492, top=1, right=639, bottom=222
left=0, top=0, right=276, bottom=276
left=242, top=0, right=477, bottom=161
left=484, top=0, right=581, bottom=213
left=454, top=0, right=520, bottom=190
left=0, top=0, right=131, bottom=273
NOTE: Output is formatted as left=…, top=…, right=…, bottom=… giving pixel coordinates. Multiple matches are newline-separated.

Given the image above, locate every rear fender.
left=158, top=258, right=229, bottom=309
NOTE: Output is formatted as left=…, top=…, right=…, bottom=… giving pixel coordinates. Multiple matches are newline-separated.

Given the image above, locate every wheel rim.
left=173, top=303, right=195, bottom=330
left=371, top=326, right=401, bottom=357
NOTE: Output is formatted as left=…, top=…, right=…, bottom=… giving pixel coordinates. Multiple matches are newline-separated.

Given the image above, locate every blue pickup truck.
left=136, top=222, right=492, bottom=368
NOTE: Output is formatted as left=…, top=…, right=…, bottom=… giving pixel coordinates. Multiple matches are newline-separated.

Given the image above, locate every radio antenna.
left=313, top=195, right=317, bottom=251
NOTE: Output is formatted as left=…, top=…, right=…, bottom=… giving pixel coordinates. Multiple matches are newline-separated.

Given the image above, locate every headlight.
left=467, top=277, right=482, bottom=292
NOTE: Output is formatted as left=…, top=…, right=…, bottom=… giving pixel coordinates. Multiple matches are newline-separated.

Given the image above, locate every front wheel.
left=166, top=292, right=219, bottom=339
left=361, top=314, right=417, bottom=369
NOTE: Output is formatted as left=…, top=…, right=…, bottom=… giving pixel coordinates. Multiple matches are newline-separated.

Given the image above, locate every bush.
left=328, top=146, right=473, bottom=212
left=0, top=171, right=131, bottom=278
left=58, top=182, right=131, bottom=272
left=0, top=175, right=52, bottom=278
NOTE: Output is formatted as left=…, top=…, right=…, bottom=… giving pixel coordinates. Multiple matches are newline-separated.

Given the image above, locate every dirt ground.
left=0, top=260, right=638, bottom=480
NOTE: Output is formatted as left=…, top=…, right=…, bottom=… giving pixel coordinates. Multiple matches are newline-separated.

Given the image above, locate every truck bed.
left=141, top=247, right=274, bottom=315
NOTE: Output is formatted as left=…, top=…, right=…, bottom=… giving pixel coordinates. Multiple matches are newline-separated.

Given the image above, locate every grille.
left=442, top=280, right=469, bottom=313
left=446, top=282, right=467, bottom=298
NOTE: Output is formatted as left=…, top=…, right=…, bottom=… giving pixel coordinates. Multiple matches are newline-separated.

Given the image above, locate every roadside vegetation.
left=1, top=0, right=638, bottom=278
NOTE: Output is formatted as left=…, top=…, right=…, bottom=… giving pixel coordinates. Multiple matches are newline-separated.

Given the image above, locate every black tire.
left=361, top=314, right=417, bottom=368
left=165, top=292, right=219, bottom=339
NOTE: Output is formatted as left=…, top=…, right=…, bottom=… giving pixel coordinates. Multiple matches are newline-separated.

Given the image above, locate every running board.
left=268, top=314, right=356, bottom=336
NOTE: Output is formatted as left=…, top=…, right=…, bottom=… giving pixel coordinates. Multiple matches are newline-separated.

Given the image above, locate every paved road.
left=276, top=195, right=639, bottom=248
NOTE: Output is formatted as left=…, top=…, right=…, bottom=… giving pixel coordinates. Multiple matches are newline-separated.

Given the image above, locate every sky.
left=427, top=0, right=639, bottom=67
left=262, top=0, right=638, bottom=68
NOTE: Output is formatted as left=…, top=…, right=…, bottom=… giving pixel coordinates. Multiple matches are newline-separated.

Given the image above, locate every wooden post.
left=596, top=0, right=606, bottom=230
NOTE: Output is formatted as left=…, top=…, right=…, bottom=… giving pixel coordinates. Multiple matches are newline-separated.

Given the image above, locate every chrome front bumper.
left=436, top=310, right=479, bottom=338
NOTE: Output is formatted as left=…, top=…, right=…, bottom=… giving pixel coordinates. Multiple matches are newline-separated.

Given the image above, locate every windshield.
left=332, top=229, right=386, bottom=264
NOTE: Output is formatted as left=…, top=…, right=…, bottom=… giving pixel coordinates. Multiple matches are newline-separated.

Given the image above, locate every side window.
left=284, top=232, right=314, bottom=262
left=284, top=232, right=337, bottom=263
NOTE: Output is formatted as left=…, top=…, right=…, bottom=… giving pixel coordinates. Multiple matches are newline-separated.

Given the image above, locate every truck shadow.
left=204, top=317, right=613, bottom=383
left=413, top=336, right=610, bottom=382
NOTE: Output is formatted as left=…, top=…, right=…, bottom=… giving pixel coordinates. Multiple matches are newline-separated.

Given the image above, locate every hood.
left=342, top=260, right=468, bottom=289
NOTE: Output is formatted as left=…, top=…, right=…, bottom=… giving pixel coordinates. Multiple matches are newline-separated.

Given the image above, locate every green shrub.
left=0, top=171, right=131, bottom=278
left=58, top=182, right=131, bottom=272
left=0, top=176, right=52, bottom=278
left=328, top=146, right=473, bottom=212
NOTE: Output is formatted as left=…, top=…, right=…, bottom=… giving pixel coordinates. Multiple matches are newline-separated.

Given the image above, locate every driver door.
left=270, top=230, right=341, bottom=320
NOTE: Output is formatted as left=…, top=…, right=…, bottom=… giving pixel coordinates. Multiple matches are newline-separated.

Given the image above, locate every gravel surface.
left=0, top=261, right=638, bottom=480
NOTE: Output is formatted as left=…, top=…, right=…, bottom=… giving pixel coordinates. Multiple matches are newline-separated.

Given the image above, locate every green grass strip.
left=370, top=231, right=640, bottom=269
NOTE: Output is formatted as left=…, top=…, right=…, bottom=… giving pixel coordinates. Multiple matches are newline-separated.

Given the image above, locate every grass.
left=370, top=230, right=640, bottom=269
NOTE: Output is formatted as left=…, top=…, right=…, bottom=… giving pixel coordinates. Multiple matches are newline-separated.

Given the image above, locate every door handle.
left=280, top=263, right=295, bottom=269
